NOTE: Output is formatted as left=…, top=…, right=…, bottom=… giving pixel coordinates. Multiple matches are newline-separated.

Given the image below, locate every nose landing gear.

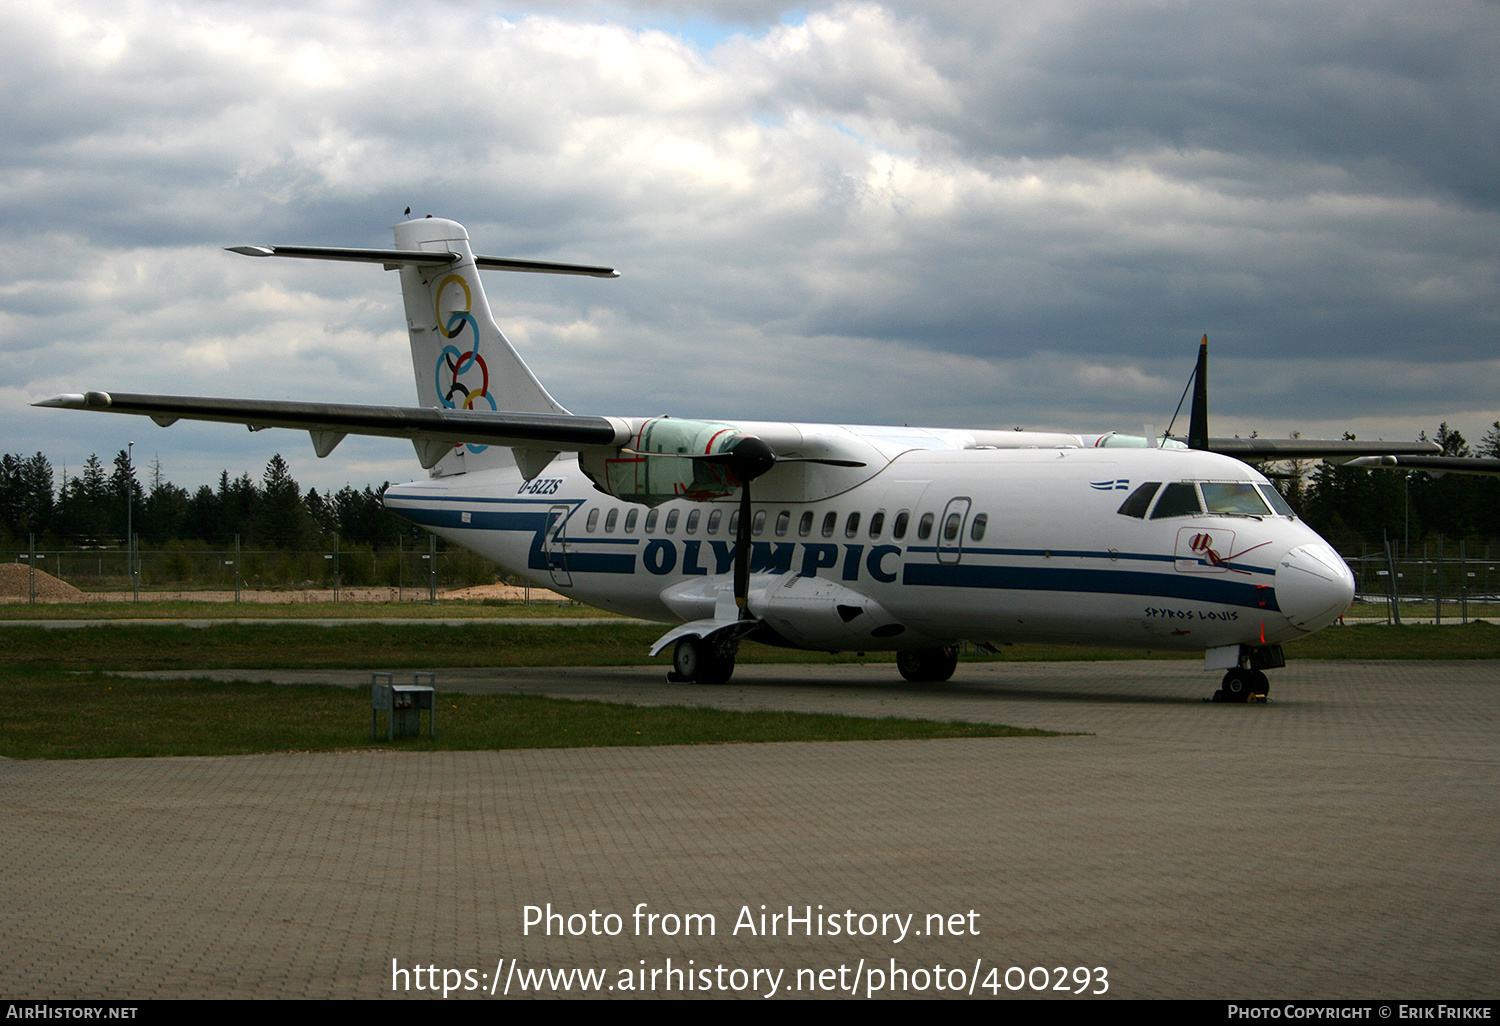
left=1213, top=667, right=1270, bottom=703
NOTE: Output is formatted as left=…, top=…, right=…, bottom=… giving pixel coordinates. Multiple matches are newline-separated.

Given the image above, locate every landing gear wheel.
left=672, top=636, right=735, bottom=685
left=896, top=646, right=959, bottom=683
left=1216, top=668, right=1268, bottom=703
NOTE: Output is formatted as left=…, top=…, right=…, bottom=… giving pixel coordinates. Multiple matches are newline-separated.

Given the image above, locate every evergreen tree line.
left=1293, top=423, right=1500, bottom=553
left=0, top=451, right=426, bottom=551
left=5, top=421, right=1500, bottom=555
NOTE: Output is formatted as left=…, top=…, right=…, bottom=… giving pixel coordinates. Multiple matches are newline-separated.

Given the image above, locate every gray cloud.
left=4, top=0, right=1498, bottom=491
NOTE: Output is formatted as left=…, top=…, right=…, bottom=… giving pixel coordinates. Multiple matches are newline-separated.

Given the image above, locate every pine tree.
left=259, top=454, right=307, bottom=548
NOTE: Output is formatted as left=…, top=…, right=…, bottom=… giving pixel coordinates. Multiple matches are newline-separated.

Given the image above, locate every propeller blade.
left=735, top=482, right=752, bottom=615
left=769, top=456, right=868, bottom=468
left=622, top=433, right=862, bottom=618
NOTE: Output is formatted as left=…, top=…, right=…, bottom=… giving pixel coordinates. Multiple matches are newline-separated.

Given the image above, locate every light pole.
left=1403, top=471, right=1410, bottom=558
left=127, top=440, right=136, bottom=603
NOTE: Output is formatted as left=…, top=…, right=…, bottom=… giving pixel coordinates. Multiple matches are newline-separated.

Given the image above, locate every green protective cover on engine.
left=604, top=417, right=743, bottom=506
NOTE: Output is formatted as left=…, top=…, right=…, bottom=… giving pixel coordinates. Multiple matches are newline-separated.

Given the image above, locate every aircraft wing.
left=1201, top=436, right=1443, bottom=464
left=30, top=391, right=882, bottom=482
left=1344, top=454, right=1500, bottom=476
left=34, top=391, right=630, bottom=469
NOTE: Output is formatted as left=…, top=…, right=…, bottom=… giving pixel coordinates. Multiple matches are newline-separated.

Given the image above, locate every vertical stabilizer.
left=1188, top=334, right=1210, bottom=451
left=394, top=217, right=569, bottom=477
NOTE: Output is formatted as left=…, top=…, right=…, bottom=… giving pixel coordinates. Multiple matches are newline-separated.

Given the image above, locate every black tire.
left=673, top=636, right=734, bottom=685
left=896, top=646, right=959, bottom=683
left=1220, top=668, right=1254, bottom=703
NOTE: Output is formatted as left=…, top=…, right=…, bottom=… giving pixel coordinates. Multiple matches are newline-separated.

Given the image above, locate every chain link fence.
left=1344, top=538, right=1496, bottom=624
left=9, top=537, right=510, bottom=603
left=10, top=535, right=1499, bottom=619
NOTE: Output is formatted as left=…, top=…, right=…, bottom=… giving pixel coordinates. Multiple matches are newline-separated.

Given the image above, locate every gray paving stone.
left=2, top=660, right=1496, bottom=999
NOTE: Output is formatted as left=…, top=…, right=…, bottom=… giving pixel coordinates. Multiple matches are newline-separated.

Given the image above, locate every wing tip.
left=34, top=392, right=110, bottom=409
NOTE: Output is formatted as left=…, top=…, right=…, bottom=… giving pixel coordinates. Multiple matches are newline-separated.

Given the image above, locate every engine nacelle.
left=579, top=416, right=747, bottom=506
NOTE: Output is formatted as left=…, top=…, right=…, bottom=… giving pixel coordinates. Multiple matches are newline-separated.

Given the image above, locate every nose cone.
left=1276, top=543, right=1356, bottom=632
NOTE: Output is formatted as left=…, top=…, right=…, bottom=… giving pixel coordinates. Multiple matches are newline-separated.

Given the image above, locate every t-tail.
left=228, top=216, right=618, bottom=477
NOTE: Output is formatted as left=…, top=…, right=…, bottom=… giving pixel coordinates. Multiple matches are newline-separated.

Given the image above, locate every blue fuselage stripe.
left=389, top=498, right=1279, bottom=612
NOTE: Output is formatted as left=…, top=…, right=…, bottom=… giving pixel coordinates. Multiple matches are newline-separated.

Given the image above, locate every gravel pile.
left=0, top=562, right=86, bottom=602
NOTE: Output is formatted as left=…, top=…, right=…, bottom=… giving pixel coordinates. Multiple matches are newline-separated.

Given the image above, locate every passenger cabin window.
left=625, top=509, right=639, bottom=533
left=685, top=509, right=700, bottom=534
left=943, top=512, right=962, bottom=541
left=822, top=511, right=837, bottom=538
left=869, top=511, right=885, bottom=538
left=845, top=512, right=861, bottom=538
left=752, top=510, right=765, bottom=535
left=586, top=508, right=599, bottom=532
left=775, top=511, right=790, bottom=537
left=1149, top=482, right=1203, bottom=519
left=798, top=511, right=814, bottom=537
left=605, top=509, right=618, bottom=533
left=970, top=513, right=988, bottom=542
left=707, top=509, right=722, bottom=533
left=644, top=509, right=659, bottom=533
left=917, top=513, right=935, bottom=540
left=1117, top=482, right=1162, bottom=518
left=892, top=511, right=910, bottom=539
left=1200, top=482, right=1273, bottom=517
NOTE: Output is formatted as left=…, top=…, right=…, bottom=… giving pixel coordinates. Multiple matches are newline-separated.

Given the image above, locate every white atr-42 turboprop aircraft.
left=39, top=217, right=1446, bottom=701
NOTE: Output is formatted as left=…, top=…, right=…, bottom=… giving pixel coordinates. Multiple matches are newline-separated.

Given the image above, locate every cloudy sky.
left=4, top=0, right=1498, bottom=492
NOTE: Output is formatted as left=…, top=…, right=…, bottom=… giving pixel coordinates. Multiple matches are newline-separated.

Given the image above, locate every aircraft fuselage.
left=385, top=443, right=1352, bottom=658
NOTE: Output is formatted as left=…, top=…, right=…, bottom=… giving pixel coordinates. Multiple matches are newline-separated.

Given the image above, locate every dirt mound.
left=440, top=583, right=567, bottom=602
left=0, top=562, right=86, bottom=602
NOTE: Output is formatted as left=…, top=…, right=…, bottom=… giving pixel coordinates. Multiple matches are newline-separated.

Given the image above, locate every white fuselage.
left=384, top=441, right=1354, bottom=657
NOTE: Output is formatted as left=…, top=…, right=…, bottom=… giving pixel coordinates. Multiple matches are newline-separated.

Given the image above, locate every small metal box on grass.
left=371, top=672, right=436, bottom=740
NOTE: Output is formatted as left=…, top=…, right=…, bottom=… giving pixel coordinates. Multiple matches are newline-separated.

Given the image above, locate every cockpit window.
left=1149, top=482, right=1203, bottom=519
left=1117, top=482, right=1162, bottom=518
left=1200, top=482, right=1273, bottom=516
left=1258, top=484, right=1297, bottom=517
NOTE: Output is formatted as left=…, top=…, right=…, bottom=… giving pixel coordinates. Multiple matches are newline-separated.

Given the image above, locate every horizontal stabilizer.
left=226, top=244, right=618, bottom=277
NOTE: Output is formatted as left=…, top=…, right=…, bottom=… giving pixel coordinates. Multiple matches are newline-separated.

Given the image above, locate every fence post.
left=1435, top=536, right=1443, bottom=625
left=1460, top=539, right=1468, bottom=625
left=1383, top=538, right=1401, bottom=626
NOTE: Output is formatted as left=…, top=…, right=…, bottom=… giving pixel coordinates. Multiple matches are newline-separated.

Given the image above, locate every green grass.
left=0, top=667, right=1051, bottom=760
left=4, top=616, right=1493, bottom=760
left=2, top=619, right=1496, bottom=673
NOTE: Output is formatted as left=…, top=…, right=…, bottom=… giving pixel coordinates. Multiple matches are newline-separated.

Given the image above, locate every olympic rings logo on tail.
left=431, top=273, right=491, bottom=453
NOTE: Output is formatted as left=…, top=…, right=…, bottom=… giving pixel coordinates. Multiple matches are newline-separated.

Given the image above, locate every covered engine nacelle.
left=579, top=416, right=749, bottom=506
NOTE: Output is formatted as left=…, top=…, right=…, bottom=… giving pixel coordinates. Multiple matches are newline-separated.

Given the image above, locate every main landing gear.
left=1213, top=667, right=1270, bottom=703
left=896, top=646, right=959, bottom=683
left=669, top=635, right=737, bottom=686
